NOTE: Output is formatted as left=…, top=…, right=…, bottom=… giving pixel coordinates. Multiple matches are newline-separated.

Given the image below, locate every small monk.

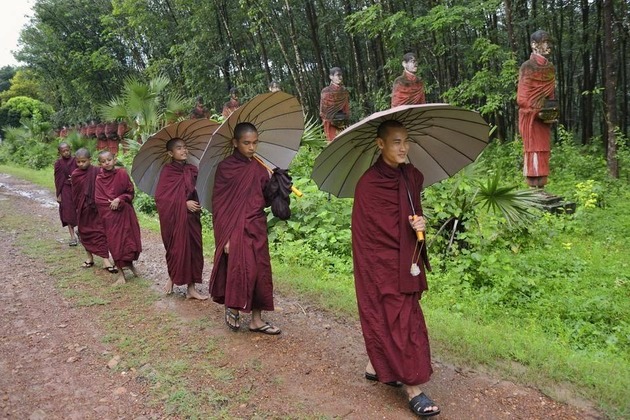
left=94, top=151, right=142, bottom=285
left=517, top=30, right=556, bottom=188
left=190, top=96, right=210, bottom=119
left=352, top=120, right=439, bottom=417
left=391, top=52, right=426, bottom=107
left=71, top=148, right=117, bottom=273
left=54, top=142, right=78, bottom=246
left=221, top=87, right=240, bottom=118
left=319, top=67, right=350, bottom=142
left=155, top=138, right=208, bottom=300
left=210, top=122, right=281, bottom=335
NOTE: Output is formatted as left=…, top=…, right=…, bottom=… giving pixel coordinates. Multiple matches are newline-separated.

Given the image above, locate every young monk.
left=209, top=122, right=280, bottom=335
left=155, top=138, right=208, bottom=300
left=71, top=148, right=117, bottom=273
left=352, top=120, right=439, bottom=417
left=54, top=142, right=78, bottom=245
left=94, top=151, right=142, bottom=285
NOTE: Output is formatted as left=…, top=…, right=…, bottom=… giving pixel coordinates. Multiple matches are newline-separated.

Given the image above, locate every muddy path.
left=0, top=173, right=602, bottom=419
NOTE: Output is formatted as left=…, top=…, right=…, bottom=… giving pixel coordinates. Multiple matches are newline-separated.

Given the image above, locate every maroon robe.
left=155, top=162, right=203, bottom=286
left=352, top=156, right=432, bottom=386
left=517, top=53, right=556, bottom=183
left=209, top=149, right=273, bottom=312
left=71, top=165, right=109, bottom=259
left=391, top=71, right=426, bottom=107
left=221, top=99, right=240, bottom=118
left=94, top=167, right=142, bottom=268
left=319, top=83, right=350, bottom=142
left=54, top=156, right=78, bottom=227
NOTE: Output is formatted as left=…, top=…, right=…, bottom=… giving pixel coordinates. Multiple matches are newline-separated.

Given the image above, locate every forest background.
left=0, top=0, right=629, bottom=418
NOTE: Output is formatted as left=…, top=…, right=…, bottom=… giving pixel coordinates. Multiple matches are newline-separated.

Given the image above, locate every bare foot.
left=114, top=275, right=126, bottom=286
left=186, top=285, right=208, bottom=300
left=164, top=279, right=174, bottom=295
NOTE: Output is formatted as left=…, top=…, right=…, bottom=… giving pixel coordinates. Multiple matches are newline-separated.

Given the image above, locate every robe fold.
left=155, top=162, right=203, bottom=286
left=517, top=53, right=556, bottom=179
left=391, top=71, right=426, bottom=107
left=54, top=156, right=78, bottom=227
left=71, top=165, right=109, bottom=259
left=352, top=156, right=432, bottom=386
left=209, top=149, right=273, bottom=312
left=319, top=83, right=350, bottom=141
left=94, top=167, right=142, bottom=268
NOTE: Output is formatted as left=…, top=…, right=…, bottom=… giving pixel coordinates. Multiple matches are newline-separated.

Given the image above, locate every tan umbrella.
left=131, top=118, right=220, bottom=196
left=311, top=103, right=490, bottom=198
left=196, top=91, right=304, bottom=211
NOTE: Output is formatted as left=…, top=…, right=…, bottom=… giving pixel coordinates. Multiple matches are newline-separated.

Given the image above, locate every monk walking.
left=71, top=148, right=117, bottom=273
left=391, top=53, right=426, bottom=107
left=54, top=142, right=78, bottom=246
left=155, top=138, right=208, bottom=300
left=517, top=30, right=556, bottom=188
left=319, top=67, right=350, bottom=142
left=352, top=120, right=439, bottom=417
left=209, top=122, right=281, bottom=335
left=95, top=151, right=142, bottom=285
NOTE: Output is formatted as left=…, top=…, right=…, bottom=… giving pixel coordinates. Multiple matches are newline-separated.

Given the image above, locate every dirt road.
left=0, top=173, right=602, bottom=419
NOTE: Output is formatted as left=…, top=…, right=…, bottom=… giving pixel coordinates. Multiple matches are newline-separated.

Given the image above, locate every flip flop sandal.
left=225, top=308, right=240, bottom=331
left=81, top=261, right=95, bottom=268
left=105, top=266, right=119, bottom=274
left=249, top=323, right=281, bottom=335
left=69, top=240, right=78, bottom=247
left=364, top=372, right=403, bottom=387
left=409, top=393, right=440, bottom=417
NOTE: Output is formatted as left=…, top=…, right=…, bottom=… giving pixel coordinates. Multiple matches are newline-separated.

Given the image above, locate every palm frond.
left=475, top=172, right=541, bottom=227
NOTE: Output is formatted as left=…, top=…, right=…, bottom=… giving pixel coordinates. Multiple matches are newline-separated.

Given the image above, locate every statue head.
left=402, top=53, right=418, bottom=74
left=531, top=30, right=551, bottom=57
left=329, top=67, right=343, bottom=85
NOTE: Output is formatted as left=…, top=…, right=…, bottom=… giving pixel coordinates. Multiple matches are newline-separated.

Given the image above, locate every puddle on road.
left=0, top=177, right=58, bottom=209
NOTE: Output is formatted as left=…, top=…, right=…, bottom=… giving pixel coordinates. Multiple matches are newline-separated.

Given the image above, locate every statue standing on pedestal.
left=517, top=30, right=557, bottom=188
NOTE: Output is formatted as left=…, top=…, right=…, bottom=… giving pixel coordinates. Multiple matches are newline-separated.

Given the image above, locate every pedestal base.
left=533, top=190, right=576, bottom=214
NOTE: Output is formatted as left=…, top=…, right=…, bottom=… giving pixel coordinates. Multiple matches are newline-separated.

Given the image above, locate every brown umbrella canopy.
left=196, top=91, right=304, bottom=211
left=131, top=118, right=220, bottom=196
left=311, top=103, right=489, bottom=198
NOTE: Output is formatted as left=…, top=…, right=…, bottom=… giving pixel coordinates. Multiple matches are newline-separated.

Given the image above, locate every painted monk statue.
left=190, top=96, right=210, bottom=119
left=221, top=87, right=240, bottom=118
left=352, top=120, right=440, bottom=417
left=155, top=138, right=208, bottom=300
left=54, top=142, right=78, bottom=246
left=391, top=52, right=426, bottom=107
left=517, top=30, right=557, bottom=188
left=95, top=151, right=142, bottom=285
left=210, top=122, right=281, bottom=335
left=71, top=148, right=117, bottom=273
left=319, top=67, right=350, bottom=142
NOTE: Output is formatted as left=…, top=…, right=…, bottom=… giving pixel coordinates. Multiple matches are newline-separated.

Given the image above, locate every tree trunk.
left=602, top=0, right=618, bottom=178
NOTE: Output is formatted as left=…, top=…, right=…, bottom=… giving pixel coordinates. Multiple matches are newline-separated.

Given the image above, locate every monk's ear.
left=376, top=137, right=385, bottom=150
left=232, top=138, right=238, bottom=148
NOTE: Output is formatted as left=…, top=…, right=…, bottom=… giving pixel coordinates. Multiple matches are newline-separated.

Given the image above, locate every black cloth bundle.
left=264, top=168, right=293, bottom=220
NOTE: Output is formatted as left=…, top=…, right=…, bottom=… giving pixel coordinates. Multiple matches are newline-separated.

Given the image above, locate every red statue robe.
left=94, top=167, right=142, bottom=268
left=54, top=156, right=78, bottom=227
left=155, top=162, right=203, bottom=286
left=391, top=71, right=426, bottom=107
left=319, top=83, right=350, bottom=142
left=71, top=165, right=109, bottom=259
left=221, top=99, right=240, bottom=118
left=517, top=53, right=556, bottom=182
left=352, top=156, right=432, bottom=386
left=209, top=149, right=273, bottom=312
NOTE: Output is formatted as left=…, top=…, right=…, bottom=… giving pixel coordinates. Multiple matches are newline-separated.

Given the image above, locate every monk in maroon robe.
left=391, top=53, right=426, bottom=107
left=54, top=142, right=78, bottom=245
left=352, top=120, right=439, bottom=417
left=190, top=96, right=210, bottom=119
left=71, top=148, right=117, bottom=272
left=95, top=151, right=142, bottom=285
left=517, top=30, right=556, bottom=188
left=221, top=88, right=240, bottom=118
left=319, top=67, right=350, bottom=142
left=210, top=122, right=280, bottom=335
left=155, top=138, right=208, bottom=300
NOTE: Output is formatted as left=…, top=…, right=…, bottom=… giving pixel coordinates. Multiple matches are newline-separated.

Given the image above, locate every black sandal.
left=409, top=393, right=440, bottom=417
left=364, top=372, right=403, bottom=387
left=105, top=266, right=118, bottom=274
left=81, top=261, right=94, bottom=268
left=225, top=308, right=240, bottom=331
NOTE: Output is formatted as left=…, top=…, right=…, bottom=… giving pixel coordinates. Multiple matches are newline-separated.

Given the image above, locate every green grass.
left=0, top=164, right=54, bottom=189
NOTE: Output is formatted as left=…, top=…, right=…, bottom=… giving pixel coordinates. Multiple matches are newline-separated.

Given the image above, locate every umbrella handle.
left=254, top=155, right=303, bottom=198
left=412, top=215, right=425, bottom=242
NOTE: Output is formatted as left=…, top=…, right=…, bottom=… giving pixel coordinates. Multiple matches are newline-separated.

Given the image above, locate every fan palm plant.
left=99, top=75, right=189, bottom=147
